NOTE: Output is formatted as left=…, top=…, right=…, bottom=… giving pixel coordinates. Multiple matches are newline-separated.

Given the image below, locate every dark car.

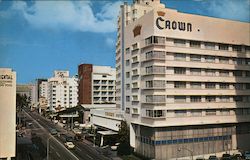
left=221, top=154, right=232, bottom=160
left=66, top=136, right=74, bottom=142
left=209, top=155, right=219, bottom=160
left=50, top=129, right=58, bottom=135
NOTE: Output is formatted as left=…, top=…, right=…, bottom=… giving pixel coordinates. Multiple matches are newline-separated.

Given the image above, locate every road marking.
left=76, top=147, right=82, bottom=152
left=51, top=146, right=55, bottom=150
left=56, top=152, right=61, bottom=158
left=86, top=154, right=93, bottom=160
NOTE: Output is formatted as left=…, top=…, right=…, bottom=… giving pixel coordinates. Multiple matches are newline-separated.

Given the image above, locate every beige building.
left=116, top=0, right=250, bottom=159
left=0, top=68, right=16, bottom=159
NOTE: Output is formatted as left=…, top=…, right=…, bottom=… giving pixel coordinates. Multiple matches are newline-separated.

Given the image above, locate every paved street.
left=24, top=110, right=110, bottom=160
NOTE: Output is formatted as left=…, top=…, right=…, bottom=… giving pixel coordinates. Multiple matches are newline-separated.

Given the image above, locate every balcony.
left=142, top=51, right=166, bottom=62
left=143, top=36, right=166, bottom=48
left=143, top=95, right=166, bottom=104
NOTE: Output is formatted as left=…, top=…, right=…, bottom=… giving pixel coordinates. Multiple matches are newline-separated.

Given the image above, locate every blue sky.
left=0, top=0, right=249, bottom=83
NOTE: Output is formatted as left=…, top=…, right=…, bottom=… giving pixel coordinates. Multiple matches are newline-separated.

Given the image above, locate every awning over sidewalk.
left=97, top=130, right=118, bottom=136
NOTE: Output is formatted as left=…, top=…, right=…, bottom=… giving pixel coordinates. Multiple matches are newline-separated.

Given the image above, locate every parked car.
left=209, top=155, right=219, bottom=160
left=72, top=128, right=82, bottom=135
left=221, top=154, right=232, bottom=160
left=50, top=129, right=58, bottom=135
left=64, top=142, right=75, bottom=149
left=196, top=158, right=205, bottom=160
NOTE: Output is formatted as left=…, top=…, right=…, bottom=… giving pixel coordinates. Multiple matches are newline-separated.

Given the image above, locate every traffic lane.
left=24, top=111, right=79, bottom=160
left=29, top=112, right=110, bottom=160
left=49, top=138, right=78, bottom=160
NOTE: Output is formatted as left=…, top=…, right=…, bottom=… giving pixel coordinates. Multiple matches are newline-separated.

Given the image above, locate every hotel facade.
left=47, top=70, right=78, bottom=111
left=116, top=0, right=250, bottom=159
left=0, top=68, right=16, bottom=159
left=78, top=64, right=116, bottom=105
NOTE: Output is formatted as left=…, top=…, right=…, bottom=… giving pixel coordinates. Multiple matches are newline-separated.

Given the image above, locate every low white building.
left=0, top=68, right=16, bottom=159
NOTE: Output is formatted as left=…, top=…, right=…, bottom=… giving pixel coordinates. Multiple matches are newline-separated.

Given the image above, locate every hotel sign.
left=0, top=74, right=13, bottom=87
left=155, top=11, right=192, bottom=32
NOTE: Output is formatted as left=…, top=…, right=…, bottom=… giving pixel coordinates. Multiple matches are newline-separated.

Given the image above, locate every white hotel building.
left=116, top=0, right=250, bottom=159
left=47, top=70, right=78, bottom=111
left=0, top=68, right=16, bottom=159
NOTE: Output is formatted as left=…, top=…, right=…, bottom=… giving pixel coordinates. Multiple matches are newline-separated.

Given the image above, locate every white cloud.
left=5, top=0, right=122, bottom=33
left=206, top=0, right=250, bottom=22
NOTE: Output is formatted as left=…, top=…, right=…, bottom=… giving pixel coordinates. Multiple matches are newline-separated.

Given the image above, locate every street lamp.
left=178, top=147, right=193, bottom=160
left=47, top=135, right=53, bottom=160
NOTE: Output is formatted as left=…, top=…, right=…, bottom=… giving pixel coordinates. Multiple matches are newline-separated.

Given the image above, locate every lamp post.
left=47, top=135, right=53, bottom=160
left=178, top=147, right=193, bottom=160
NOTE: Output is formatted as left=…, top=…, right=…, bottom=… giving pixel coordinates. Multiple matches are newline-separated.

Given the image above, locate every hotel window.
left=232, top=45, right=242, bottom=52
left=205, top=82, right=216, bottom=89
left=220, top=96, right=230, bottom=102
left=174, top=53, right=186, bottom=61
left=233, top=70, right=243, bottom=77
left=205, top=69, right=216, bottom=76
left=126, top=84, right=130, bottom=90
left=220, top=83, right=230, bottom=89
left=174, top=81, right=186, bottom=88
left=190, top=82, right=201, bottom=89
left=126, top=72, right=130, bottom=78
left=146, top=110, right=164, bottom=118
left=233, top=58, right=243, bottom=65
left=132, top=43, right=138, bottom=50
left=245, top=59, right=250, bottom=65
left=126, top=96, right=130, bottom=102
left=204, top=42, right=215, bottom=50
left=174, top=96, right=186, bottom=102
left=246, top=46, right=250, bottom=53
left=154, top=66, right=165, bottom=74
left=246, top=83, right=250, bottom=89
left=205, top=56, right=215, bottom=63
left=174, top=67, right=186, bottom=74
left=246, top=71, right=250, bottom=77
left=191, top=110, right=202, bottom=116
left=219, top=44, right=229, bottom=51
left=175, top=110, right=187, bottom=117
left=146, top=95, right=165, bottom=103
left=234, top=96, right=243, bottom=102
left=126, top=60, right=130, bottom=66
left=191, top=96, right=201, bottom=102
left=132, top=9, right=137, bottom=14
left=221, top=109, right=230, bottom=116
left=174, top=39, right=186, bottom=46
left=125, top=47, right=130, bottom=54
left=206, top=110, right=216, bottom=116
left=190, top=68, right=201, bottom=75
left=146, top=80, right=165, bottom=88
left=145, top=36, right=165, bottom=45
left=133, top=18, right=137, bottom=21
left=125, top=108, right=130, bottom=114
left=219, top=70, right=229, bottom=77
left=190, top=54, right=201, bottom=62
left=219, top=57, right=229, bottom=64
left=190, top=41, right=201, bottom=48
left=206, top=96, right=216, bottom=102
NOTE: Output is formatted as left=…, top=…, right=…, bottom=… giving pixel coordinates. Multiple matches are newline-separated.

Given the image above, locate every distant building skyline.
left=0, top=0, right=249, bottom=84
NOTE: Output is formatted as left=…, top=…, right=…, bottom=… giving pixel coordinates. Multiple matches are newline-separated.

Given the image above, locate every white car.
left=72, top=128, right=82, bottom=135
left=65, top=142, right=75, bottom=149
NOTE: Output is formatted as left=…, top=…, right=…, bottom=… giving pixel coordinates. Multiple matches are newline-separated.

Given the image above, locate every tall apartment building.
left=78, top=64, right=116, bottom=105
left=47, top=70, right=78, bottom=111
left=0, top=68, right=16, bottom=159
left=116, top=0, right=250, bottom=159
